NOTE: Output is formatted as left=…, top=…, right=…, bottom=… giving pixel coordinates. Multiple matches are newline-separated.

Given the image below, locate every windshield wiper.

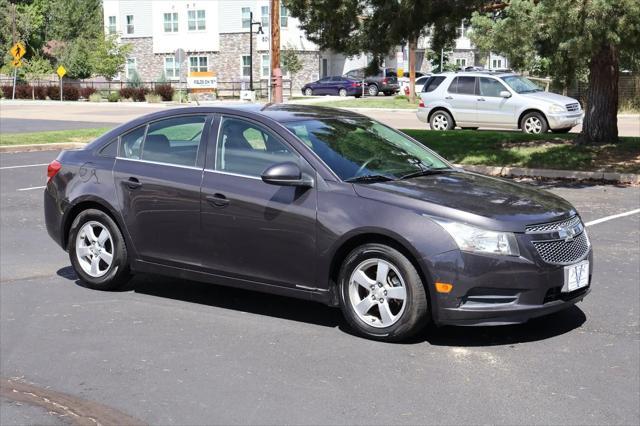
left=399, top=168, right=450, bottom=180
left=345, top=174, right=395, bottom=183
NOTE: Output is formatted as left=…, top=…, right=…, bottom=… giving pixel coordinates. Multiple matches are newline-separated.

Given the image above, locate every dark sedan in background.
left=302, top=76, right=365, bottom=97
left=44, top=105, right=592, bottom=342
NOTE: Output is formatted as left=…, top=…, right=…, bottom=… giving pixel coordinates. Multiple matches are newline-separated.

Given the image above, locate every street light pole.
left=248, top=11, right=263, bottom=92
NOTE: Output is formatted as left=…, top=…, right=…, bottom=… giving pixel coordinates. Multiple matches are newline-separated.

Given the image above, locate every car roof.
left=434, top=71, right=516, bottom=78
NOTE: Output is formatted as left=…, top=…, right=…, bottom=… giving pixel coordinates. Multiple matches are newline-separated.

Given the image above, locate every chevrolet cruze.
left=44, top=105, right=592, bottom=341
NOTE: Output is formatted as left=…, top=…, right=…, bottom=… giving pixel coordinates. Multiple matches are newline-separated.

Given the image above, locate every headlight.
left=549, top=104, right=566, bottom=113
left=433, top=218, right=520, bottom=256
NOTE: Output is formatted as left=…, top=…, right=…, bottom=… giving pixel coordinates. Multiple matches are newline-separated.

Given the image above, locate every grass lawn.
left=0, top=128, right=111, bottom=146
left=402, top=129, right=640, bottom=174
left=308, top=96, right=420, bottom=109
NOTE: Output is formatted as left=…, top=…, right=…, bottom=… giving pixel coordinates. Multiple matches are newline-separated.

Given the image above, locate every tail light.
left=419, top=99, right=425, bottom=108
left=47, top=160, right=61, bottom=183
left=382, top=78, right=388, bottom=85
left=352, top=82, right=361, bottom=87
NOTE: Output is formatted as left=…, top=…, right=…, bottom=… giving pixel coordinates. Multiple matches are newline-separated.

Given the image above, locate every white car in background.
left=416, top=72, right=584, bottom=134
left=398, top=73, right=430, bottom=94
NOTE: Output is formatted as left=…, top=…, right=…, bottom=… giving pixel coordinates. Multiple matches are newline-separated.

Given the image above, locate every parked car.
left=302, top=76, right=364, bottom=97
left=398, top=72, right=429, bottom=94
left=45, top=105, right=592, bottom=342
left=344, top=68, right=400, bottom=96
left=416, top=72, right=584, bottom=134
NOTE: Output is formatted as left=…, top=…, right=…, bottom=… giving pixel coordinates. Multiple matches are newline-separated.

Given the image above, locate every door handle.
left=125, top=177, right=142, bottom=189
left=445, top=96, right=453, bottom=100
left=477, top=98, right=486, bottom=101
left=206, top=193, right=229, bottom=207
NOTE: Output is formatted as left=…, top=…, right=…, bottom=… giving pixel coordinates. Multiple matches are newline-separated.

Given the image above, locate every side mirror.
left=261, top=162, right=313, bottom=187
left=500, top=90, right=512, bottom=98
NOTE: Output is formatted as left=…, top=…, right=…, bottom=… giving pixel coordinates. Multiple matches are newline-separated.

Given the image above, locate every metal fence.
left=567, top=75, right=640, bottom=108
left=0, top=78, right=294, bottom=100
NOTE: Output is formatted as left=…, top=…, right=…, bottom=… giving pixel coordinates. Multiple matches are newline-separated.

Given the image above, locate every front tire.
left=521, top=112, right=549, bottom=134
left=338, top=244, right=429, bottom=342
left=338, top=88, right=347, bottom=97
left=429, top=110, right=454, bottom=131
left=304, top=88, right=313, bottom=96
left=68, top=209, right=130, bottom=291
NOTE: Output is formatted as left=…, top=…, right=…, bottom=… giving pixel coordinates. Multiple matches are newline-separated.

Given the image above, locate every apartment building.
left=102, top=0, right=320, bottom=89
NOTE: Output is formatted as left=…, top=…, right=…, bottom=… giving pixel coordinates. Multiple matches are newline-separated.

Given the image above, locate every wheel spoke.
left=97, top=228, right=109, bottom=246
left=87, top=224, right=98, bottom=241
left=376, top=261, right=389, bottom=285
left=90, top=256, right=100, bottom=275
left=386, top=286, right=406, bottom=301
left=379, top=302, right=395, bottom=325
left=77, top=246, right=91, bottom=258
left=354, top=297, right=375, bottom=317
left=353, top=269, right=374, bottom=289
left=99, top=251, right=113, bottom=265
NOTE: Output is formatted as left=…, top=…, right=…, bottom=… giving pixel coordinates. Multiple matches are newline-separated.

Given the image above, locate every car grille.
left=526, top=215, right=582, bottom=233
left=566, top=103, right=580, bottom=112
left=531, top=231, right=590, bottom=265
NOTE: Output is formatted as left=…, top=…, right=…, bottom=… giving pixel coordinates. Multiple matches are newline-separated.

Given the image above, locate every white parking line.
left=585, top=209, right=640, bottom=227
left=0, top=163, right=49, bottom=170
left=17, top=185, right=46, bottom=191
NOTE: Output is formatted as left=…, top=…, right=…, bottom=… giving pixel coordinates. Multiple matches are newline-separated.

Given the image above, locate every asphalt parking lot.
left=1, top=149, right=639, bottom=425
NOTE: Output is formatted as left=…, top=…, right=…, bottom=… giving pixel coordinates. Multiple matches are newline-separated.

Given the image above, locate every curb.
left=0, top=142, right=86, bottom=153
left=457, top=164, right=640, bottom=185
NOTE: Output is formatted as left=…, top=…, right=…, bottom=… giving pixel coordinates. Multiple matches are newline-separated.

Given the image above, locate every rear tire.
left=368, top=84, right=379, bottom=96
left=68, top=209, right=130, bottom=291
left=338, top=88, right=347, bottom=97
left=521, top=112, right=549, bottom=134
left=429, top=110, right=454, bottom=131
left=338, top=243, right=429, bottom=342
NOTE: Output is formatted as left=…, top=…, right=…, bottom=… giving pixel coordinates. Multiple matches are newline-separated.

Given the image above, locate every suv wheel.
left=368, top=84, right=379, bottom=96
left=338, top=243, right=429, bottom=342
left=304, top=88, right=313, bottom=96
left=429, top=110, right=454, bottom=131
left=521, top=112, right=549, bottom=134
left=68, top=209, right=130, bottom=291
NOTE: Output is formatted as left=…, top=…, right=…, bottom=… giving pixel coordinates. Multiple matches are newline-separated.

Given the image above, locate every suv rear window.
left=422, top=76, right=446, bottom=92
left=448, top=76, right=477, bottom=95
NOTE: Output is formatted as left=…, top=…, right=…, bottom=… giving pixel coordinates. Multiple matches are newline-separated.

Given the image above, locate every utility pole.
left=408, top=37, right=417, bottom=103
left=11, top=2, right=17, bottom=100
left=270, top=0, right=283, bottom=103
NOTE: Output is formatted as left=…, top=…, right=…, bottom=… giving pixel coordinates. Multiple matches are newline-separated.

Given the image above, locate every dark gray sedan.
left=44, top=105, right=592, bottom=341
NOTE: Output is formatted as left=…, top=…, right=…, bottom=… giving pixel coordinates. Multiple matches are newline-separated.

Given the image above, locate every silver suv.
left=416, top=72, right=583, bottom=134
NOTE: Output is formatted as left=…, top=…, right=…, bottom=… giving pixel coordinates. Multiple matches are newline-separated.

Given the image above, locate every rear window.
left=448, top=76, right=477, bottom=95
left=422, top=76, right=446, bottom=92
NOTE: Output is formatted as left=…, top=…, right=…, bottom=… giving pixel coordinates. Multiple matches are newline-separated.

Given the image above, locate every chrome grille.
left=526, top=215, right=582, bottom=233
left=532, top=231, right=590, bottom=265
left=566, top=103, right=580, bottom=112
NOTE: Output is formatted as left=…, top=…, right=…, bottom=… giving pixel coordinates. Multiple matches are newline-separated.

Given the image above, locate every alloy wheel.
left=524, top=116, right=543, bottom=134
left=339, top=88, right=347, bottom=97
left=305, top=88, right=313, bottom=96
left=75, top=221, right=114, bottom=278
left=432, top=114, right=449, bottom=131
left=348, top=258, right=407, bottom=328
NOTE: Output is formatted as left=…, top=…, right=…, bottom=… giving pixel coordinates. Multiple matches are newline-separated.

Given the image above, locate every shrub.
left=33, top=85, right=48, bottom=100
left=79, top=86, right=97, bottom=99
left=172, top=90, right=188, bottom=103
left=107, top=92, right=120, bottom=102
left=15, top=84, right=32, bottom=99
left=132, top=87, right=149, bottom=102
left=0, top=86, right=3, bottom=98
left=153, top=83, right=174, bottom=101
left=63, top=86, right=80, bottom=101
left=119, top=87, right=134, bottom=100
left=89, top=92, right=102, bottom=102
left=127, top=70, right=143, bottom=88
left=47, top=85, right=60, bottom=100
left=0, top=85, right=12, bottom=98
left=145, top=93, right=162, bottom=103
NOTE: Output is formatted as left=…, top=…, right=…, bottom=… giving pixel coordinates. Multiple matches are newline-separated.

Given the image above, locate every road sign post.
left=57, top=66, right=67, bottom=101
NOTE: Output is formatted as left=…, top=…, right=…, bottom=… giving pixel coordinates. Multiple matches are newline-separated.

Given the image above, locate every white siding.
left=218, top=0, right=256, bottom=33
left=151, top=1, right=220, bottom=54
left=119, top=1, right=153, bottom=37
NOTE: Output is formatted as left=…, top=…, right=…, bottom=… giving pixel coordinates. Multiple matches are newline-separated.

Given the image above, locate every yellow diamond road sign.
left=57, top=65, right=67, bottom=78
left=11, top=58, right=22, bottom=68
left=10, top=42, right=26, bottom=60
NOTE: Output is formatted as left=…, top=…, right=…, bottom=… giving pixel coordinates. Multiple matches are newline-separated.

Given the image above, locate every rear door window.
left=422, top=76, right=446, bottom=92
left=140, top=115, right=207, bottom=167
left=119, top=126, right=146, bottom=160
left=448, top=76, right=477, bottom=95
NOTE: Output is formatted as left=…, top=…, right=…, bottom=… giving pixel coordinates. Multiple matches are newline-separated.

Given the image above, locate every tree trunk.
left=576, top=43, right=619, bottom=145
left=408, top=38, right=417, bottom=104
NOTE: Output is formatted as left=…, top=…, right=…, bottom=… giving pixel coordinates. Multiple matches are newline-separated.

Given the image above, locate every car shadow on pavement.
left=57, top=267, right=586, bottom=345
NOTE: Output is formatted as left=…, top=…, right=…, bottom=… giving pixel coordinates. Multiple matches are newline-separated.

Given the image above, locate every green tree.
left=47, top=0, right=102, bottom=42
left=0, top=0, right=48, bottom=67
left=281, top=44, right=303, bottom=76
left=23, top=53, right=52, bottom=98
left=91, top=34, right=132, bottom=81
left=57, top=37, right=93, bottom=79
left=470, top=0, right=640, bottom=144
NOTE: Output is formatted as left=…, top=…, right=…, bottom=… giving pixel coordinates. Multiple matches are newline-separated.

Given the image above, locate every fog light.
left=435, top=282, right=453, bottom=293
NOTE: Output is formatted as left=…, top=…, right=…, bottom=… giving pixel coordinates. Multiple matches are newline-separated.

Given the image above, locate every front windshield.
left=501, top=75, right=543, bottom=93
left=283, top=118, right=450, bottom=181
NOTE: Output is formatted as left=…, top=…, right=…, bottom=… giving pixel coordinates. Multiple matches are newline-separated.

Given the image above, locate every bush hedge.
left=79, top=87, right=97, bottom=99
left=154, top=84, right=174, bottom=101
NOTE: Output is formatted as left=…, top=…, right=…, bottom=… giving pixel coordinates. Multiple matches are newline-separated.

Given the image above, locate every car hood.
left=352, top=171, right=576, bottom=232
left=521, top=91, right=579, bottom=106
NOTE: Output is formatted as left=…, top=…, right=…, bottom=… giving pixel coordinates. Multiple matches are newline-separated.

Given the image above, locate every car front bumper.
left=547, top=112, right=584, bottom=130
left=426, top=247, right=593, bottom=326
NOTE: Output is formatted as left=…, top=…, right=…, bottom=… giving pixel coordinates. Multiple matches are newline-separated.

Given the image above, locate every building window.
left=107, top=16, right=116, bottom=34
left=241, top=55, right=251, bottom=78
left=455, top=58, right=467, bottom=68
left=126, top=15, right=134, bottom=34
left=242, top=7, right=251, bottom=29
left=492, top=58, right=503, bottom=69
left=261, top=5, right=269, bottom=28
left=189, top=56, right=208, bottom=73
left=280, top=5, right=288, bottom=27
left=164, top=12, right=178, bottom=32
left=261, top=54, right=270, bottom=78
left=126, top=58, right=136, bottom=78
left=188, top=10, right=206, bottom=31
left=164, top=56, right=180, bottom=79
